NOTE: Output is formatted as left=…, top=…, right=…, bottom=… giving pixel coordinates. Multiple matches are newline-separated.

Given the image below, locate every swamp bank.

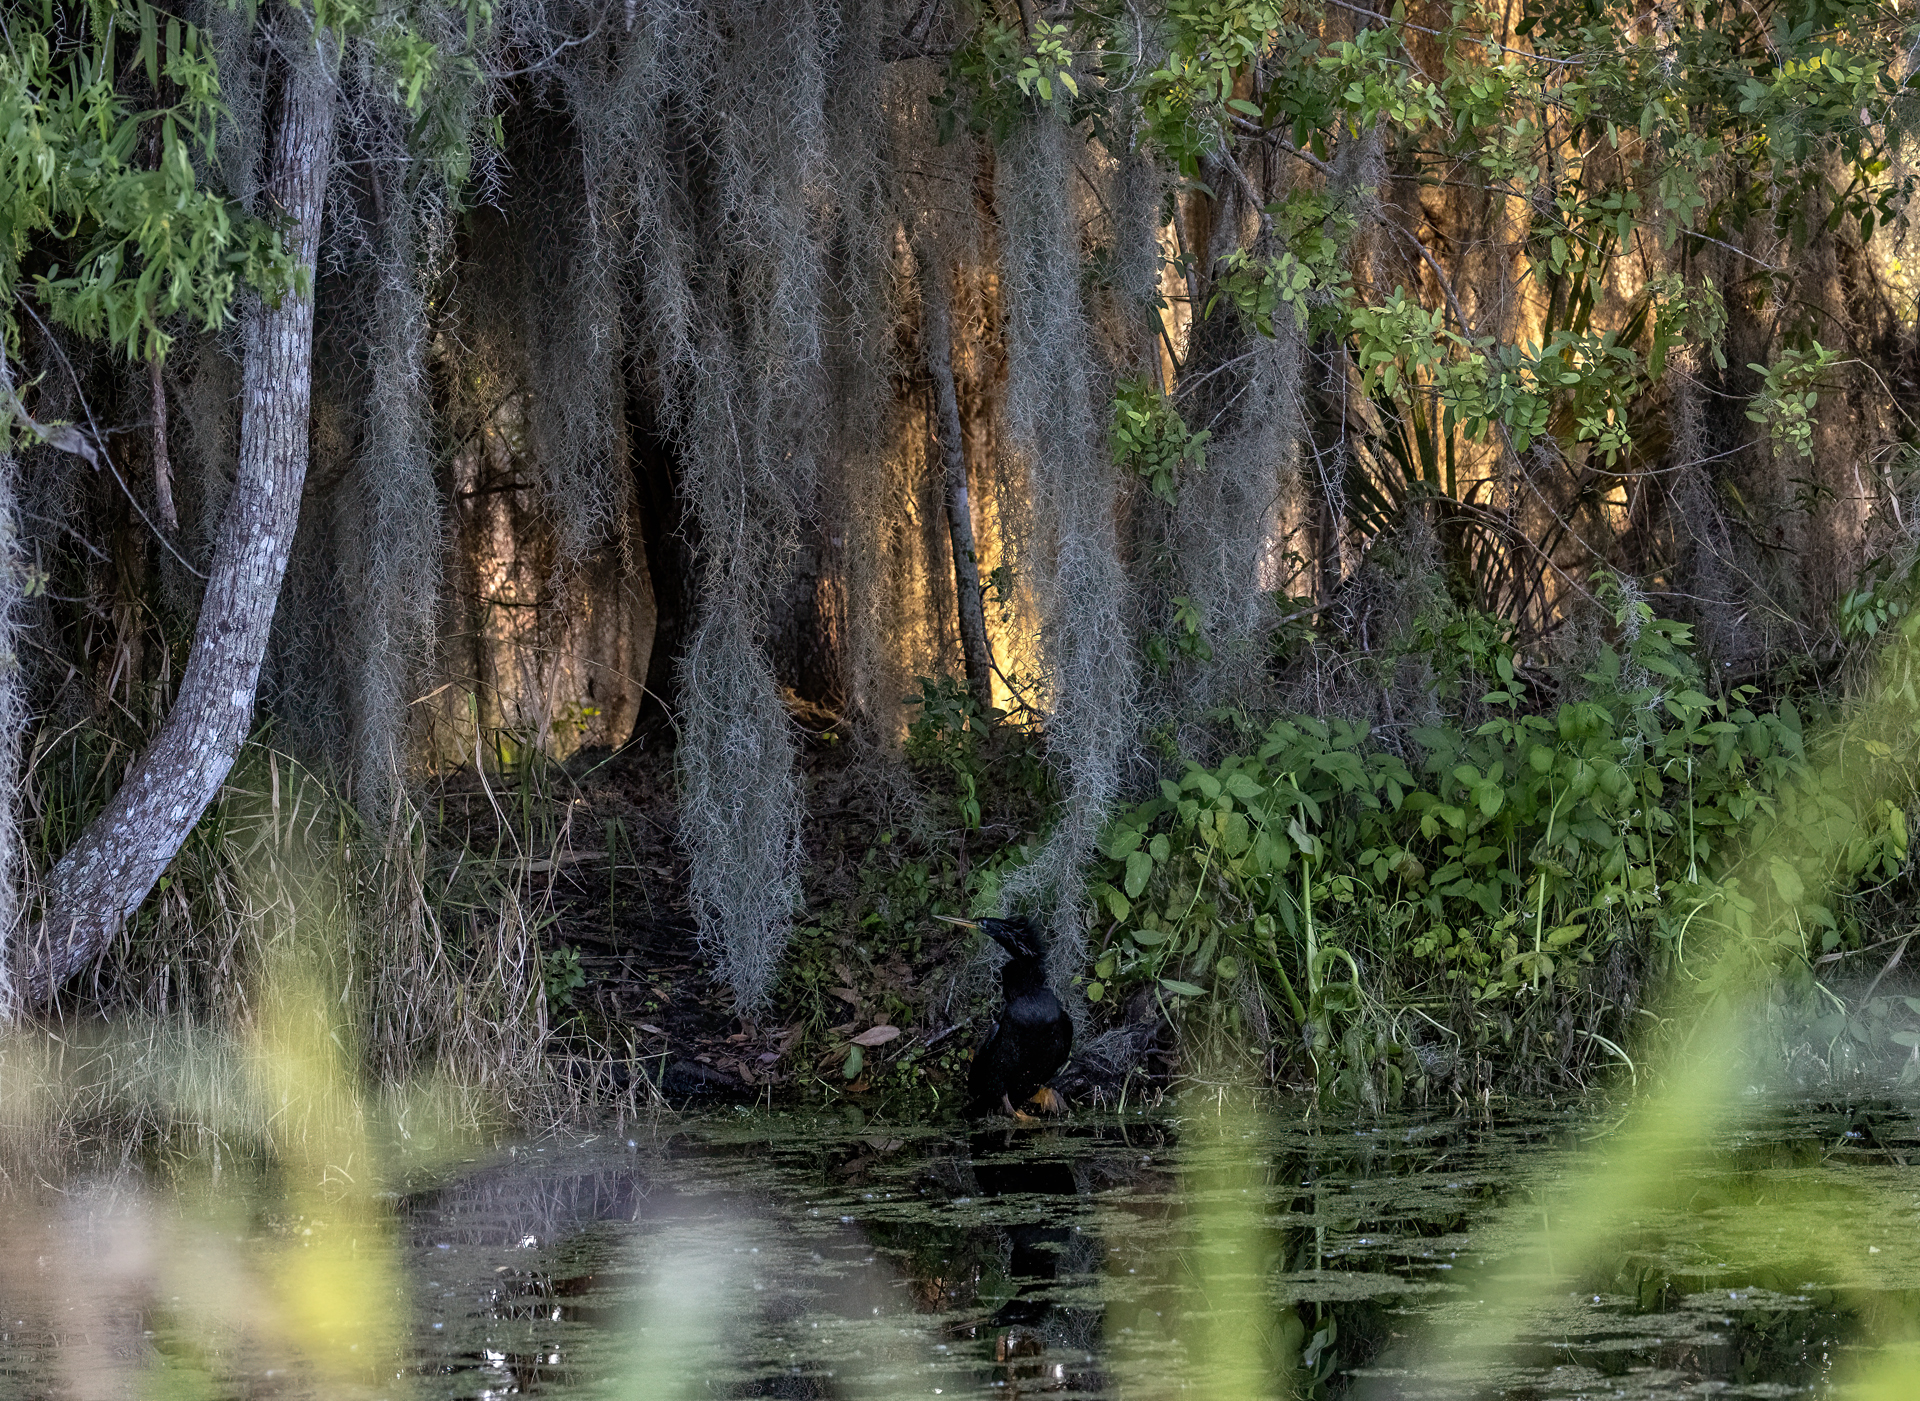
left=5, top=0, right=1920, bottom=1132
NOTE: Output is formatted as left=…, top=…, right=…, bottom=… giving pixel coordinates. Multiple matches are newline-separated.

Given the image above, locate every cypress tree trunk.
left=921, top=261, right=994, bottom=710
left=18, top=31, right=338, bottom=1005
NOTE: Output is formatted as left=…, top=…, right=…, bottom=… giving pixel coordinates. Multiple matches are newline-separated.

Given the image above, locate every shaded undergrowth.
left=19, top=563, right=1920, bottom=1143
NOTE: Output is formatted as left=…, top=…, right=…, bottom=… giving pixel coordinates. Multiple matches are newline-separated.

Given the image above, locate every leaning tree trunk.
left=18, top=33, right=338, bottom=1005
left=920, top=260, right=995, bottom=710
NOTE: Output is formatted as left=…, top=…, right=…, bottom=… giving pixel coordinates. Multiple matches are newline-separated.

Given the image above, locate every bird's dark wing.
left=968, top=1019, right=1021, bottom=1112
left=1034, top=1015, right=1073, bottom=1084
left=1008, top=1012, right=1072, bottom=1101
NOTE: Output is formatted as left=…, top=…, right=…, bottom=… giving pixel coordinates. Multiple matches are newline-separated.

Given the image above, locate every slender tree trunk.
left=149, top=355, right=177, bottom=534
left=921, top=260, right=995, bottom=710
left=0, top=437, right=22, bottom=1022
left=18, top=32, right=338, bottom=1005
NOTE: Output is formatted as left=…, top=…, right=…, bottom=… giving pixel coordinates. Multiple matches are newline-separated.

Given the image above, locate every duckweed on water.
left=6, top=1094, right=1920, bottom=1398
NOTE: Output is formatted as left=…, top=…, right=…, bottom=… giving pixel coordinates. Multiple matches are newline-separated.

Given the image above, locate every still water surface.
left=8, top=1097, right=1920, bottom=1398
left=394, top=1099, right=1918, bottom=1399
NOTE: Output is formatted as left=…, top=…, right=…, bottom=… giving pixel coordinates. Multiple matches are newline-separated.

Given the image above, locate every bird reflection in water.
left=925, top=1120, right=1159, bottom=1389
left=953, top=1124, right=1107, bottom=1394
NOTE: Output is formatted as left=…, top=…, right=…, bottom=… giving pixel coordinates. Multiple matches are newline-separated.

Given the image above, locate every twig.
left=921, top=1018, right=973, bottom=1050
left=13, top=302, right=207, bottom=579
left=1860, top=933, right=1914, bottom=1005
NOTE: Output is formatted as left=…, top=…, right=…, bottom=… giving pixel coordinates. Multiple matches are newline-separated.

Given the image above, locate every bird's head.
left=937, top=914, right=1045, bottom=961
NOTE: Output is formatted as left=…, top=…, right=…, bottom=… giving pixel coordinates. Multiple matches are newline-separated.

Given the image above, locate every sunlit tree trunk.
left=921, top=260, right=995, bottom=710
left=19, top=30, right=338, bottom=1005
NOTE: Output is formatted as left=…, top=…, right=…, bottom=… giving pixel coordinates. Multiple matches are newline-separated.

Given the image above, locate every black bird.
left=945, top=916, right=1073, bottom=1118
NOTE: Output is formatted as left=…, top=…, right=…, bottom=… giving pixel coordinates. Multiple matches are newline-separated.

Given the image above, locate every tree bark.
left=149, top=355, right=177, bottom=533
left=0, top=438, right=22, bottom=1023
left=921, top=260, right=995, bottom=711
left=18, top=31, right=338, bottom=1005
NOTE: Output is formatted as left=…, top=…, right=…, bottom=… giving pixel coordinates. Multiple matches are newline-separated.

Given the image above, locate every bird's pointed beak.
left=934, top=914, right=981, bottom=930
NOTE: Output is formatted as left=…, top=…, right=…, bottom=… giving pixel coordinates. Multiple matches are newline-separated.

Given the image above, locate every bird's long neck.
left=1000, top=954, right=1050, bottom=1001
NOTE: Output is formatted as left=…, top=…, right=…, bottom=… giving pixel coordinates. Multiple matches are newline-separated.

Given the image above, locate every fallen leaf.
left=757, top=1051, right=780, bottom=1064
left=850, top=1024, right=901, bottom=1047
left=827, top=986, right=861, bottom=1004
left=639, top=1024, right=666, bottom=1036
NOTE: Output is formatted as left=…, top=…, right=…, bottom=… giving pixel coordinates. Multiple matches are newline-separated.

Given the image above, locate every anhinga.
left=941, top=915, right=1073, bottom=1118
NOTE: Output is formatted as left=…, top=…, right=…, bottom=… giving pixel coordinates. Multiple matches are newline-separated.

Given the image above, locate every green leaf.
left=1124, top=849, right=1153, bottom=899
left=1768, top=856, right=1805, bottom=905
left=1222, top=811, right=1251, bottom=857
left=141, top=1, right=159, bottom=88
left=1225, top=771, right=1263, bottom=802
left=842, top=1044, right=864, bottom=1079
left=1159, top=978, right=1207, bottom=998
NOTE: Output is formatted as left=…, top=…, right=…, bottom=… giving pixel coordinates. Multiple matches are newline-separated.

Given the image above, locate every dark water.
left=6, top=1097, right=1919, bottom=1398
left=385, top=1099, right=1920, bottom=1400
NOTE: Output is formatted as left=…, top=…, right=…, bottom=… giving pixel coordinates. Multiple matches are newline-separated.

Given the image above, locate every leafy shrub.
left=904, top=674, right=1051, bottom=835
left=1079, top=583, right=1887, bottom=1094
left=1110, top=377, right=1209, bottom=505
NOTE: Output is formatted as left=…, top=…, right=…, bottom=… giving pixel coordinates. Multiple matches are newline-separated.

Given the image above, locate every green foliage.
left=0, top=6, right=293, bottom=364
left=1125, top=0, right=1284, bottom=175
left=1210, top=190, right=1353, bottom=337
left=935, top=14, right=1080, bottom=140
left=1745, top=342, right=1841, bottom=461
left=905, top=674, right=1049, bottom=833
left=1080, top=582, right=1876, bottom=1095
left=0, top=0, right=493, bottom=382
left=905, top=675, right=993, bottom=831
left=1142, top=594, right=1215, bottom=672
left=1840, top=553, right=1920, bottom=642
left=1110, top=376, right=1209, bottom=503
left=541, top=945, right=586, bottom=1012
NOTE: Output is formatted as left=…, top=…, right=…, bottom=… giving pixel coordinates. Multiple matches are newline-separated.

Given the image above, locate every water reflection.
left=405, top=1106, right=1920, bottom=1400
left=951, top=1125, right=1112, bottom=1391
left=4, top=1101, right=1918, bottom=1397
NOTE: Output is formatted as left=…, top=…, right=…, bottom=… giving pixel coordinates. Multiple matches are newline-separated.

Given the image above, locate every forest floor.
left=421, top=722, right=1165, bottom=1112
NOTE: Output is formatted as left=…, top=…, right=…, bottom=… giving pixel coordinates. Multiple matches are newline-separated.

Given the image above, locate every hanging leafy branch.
left=1, top=0, right=490, bottom=382
left=0, top=5, right=293, bottom=367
